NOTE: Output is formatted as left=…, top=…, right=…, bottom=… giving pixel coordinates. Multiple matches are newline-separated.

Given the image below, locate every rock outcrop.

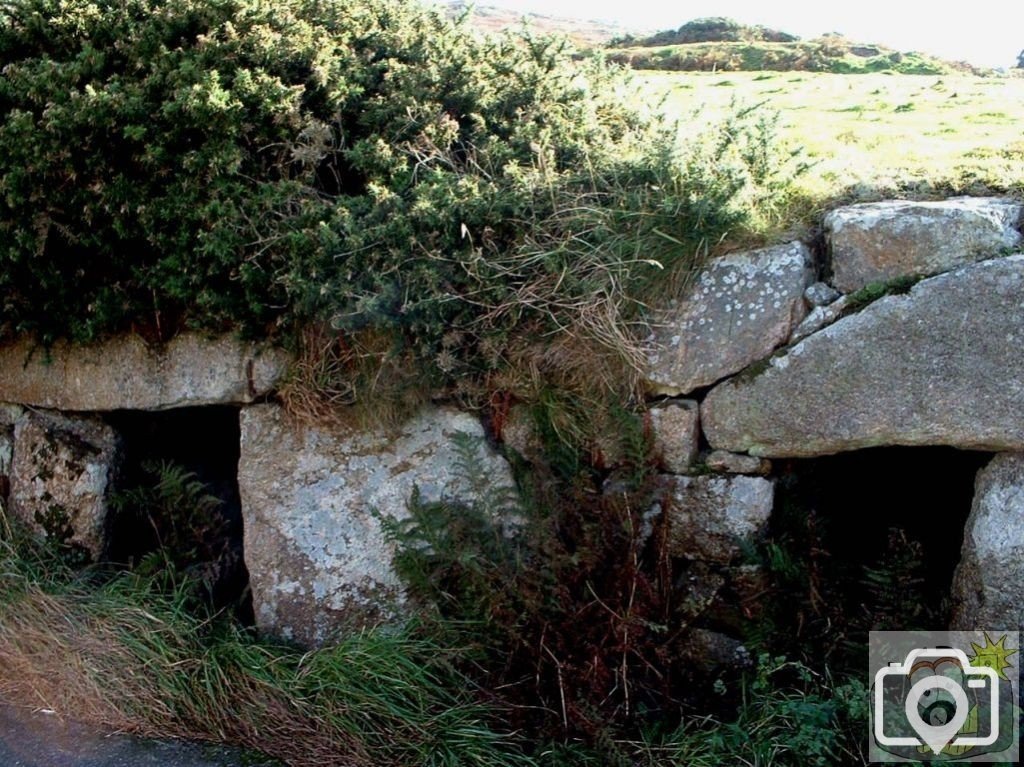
left=702, top=255, right=1024, bottom=458
left=238, top=403, right=518, bottom=646
left=825, top=197, right=1021, bottom=293
left=951, top=453, right=1024, bottom=630
left=0, top=333, right=290, bottom=411
left=645, top=241, right=813, bottom=395
left=9, top=410, right=121, bottom=559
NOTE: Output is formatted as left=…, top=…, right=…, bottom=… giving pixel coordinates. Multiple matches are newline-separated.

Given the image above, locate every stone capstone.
left=951, top=453, right=1024, bottom=630
left=9, top=410, right=120, bottom=559
left=825, top=196, right=1022, bottom=293
left=658, top=474, right=774, bottom=563
left=649, top=400, right=700, bottom=473
left=645, top=241, right=813, bottom=395
left=0, top=333, right=290, bottom=411
left=702, top=255, right=1024, bottom=458
left=238, top=403, right=519, bottom=647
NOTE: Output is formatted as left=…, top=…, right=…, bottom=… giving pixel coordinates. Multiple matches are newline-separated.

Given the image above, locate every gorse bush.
left=0, top=0, right=642, bottom=345
left=0, top=0, right=801, bottom=401
left=607, top=41, right=953, bottom=75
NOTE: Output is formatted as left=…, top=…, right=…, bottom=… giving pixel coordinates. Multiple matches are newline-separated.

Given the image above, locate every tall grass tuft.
left=0, top=517, right=531, bottom=767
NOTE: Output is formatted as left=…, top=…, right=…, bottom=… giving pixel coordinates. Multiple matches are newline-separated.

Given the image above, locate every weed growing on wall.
left=383, top=432, right=875, bottom=763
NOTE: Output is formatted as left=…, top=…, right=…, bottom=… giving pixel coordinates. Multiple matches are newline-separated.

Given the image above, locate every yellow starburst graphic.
left=968, top=632, right=1018, bottom=681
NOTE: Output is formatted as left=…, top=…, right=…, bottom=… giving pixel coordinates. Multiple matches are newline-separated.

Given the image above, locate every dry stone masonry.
left=824, top=196, right=1022, bottom=292
left=645, top=241, right=813, bottom=395
left=8, top=409, right=120, bottom=560
left=649, top=400, right=700, bottom=473
left=658, top=474, right=774, bottom=563
left=702, top=256, right=1024, bottom=457
left=951, top=453, right=1024, bottom=630
left=1, top=194, right=1022, bottom=643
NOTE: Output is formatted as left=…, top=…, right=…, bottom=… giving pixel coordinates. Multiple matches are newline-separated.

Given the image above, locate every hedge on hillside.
left=0, top=0, right=797, bottom=390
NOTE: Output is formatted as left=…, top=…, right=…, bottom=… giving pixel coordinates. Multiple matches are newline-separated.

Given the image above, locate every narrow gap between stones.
left=104, top=406, right=253, bottom=624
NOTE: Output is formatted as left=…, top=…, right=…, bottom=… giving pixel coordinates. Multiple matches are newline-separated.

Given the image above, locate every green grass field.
left=636, top=71, right=1024, bottom=211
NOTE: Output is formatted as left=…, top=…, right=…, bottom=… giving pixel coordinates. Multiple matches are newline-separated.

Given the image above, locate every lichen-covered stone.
left=645, top=241, right=813, bottom=395
left=825, top=196, right=1022, bottom=293
left=238, top=403, right=518, bottom=646
left=9, top=410, right=120, bottom=559
left=803, top=281, right=842, bottom=307
left=650, top=400, right=700, bottom=473
left=703, top=255, right=1024, bottom=458
left=0, top=333, right=290, bottom=411
left=788, top=294, right=852, bottom=344
left=951, top=453, right=1024, bottom=630
left=658, top=474, right=774, bottom=563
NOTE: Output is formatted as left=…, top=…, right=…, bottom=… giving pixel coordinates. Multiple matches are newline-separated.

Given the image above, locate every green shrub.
left=0, top=0, right=642, bottom=347
left=0, top=0, right=800, bottom=406
left=608, top=40, right=955, bottom=75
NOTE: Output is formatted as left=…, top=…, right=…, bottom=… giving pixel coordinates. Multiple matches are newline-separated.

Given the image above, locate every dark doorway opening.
left=762, top=446, right=991, bottom=664
left=105, top=406, right=252, bottom=623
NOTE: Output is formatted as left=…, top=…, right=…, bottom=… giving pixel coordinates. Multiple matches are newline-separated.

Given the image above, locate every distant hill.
left=606, top=19, right=984, bottom=76
left=610, top=16, right=798, bottom=48
left=444, top=2, right=638, bottom=47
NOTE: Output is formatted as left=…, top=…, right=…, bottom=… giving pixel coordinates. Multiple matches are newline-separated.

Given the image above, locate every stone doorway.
left=765, top=446, right=991, bottom=654
left=105, top=406, right=252, bottom=621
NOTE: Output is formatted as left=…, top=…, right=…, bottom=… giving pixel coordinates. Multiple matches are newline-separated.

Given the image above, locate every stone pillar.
left=238, top=403, right=518, bottom=646
left=951, top=452, right=1024, bottom=630
left=9, top=410, right=121, bottom=560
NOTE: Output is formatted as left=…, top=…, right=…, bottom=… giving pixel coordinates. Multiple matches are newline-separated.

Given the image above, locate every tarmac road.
left=0, top=705, right=280, bottom=767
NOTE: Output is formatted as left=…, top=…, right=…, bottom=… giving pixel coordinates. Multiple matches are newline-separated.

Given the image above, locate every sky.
left=463, top=0, right=1024, bottom=69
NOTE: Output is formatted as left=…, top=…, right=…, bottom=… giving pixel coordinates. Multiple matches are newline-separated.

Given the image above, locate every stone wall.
left=1, top=194, right=1022, bottom=645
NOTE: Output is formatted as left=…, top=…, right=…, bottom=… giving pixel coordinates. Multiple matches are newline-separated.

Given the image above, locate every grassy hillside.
left=605, top=17, right=981, bottom=75
left=638, top=71, right=1024, bottom=213
left=610, top=16, right=798, bottom=47
left=609, top=38, right=978, bottom=75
